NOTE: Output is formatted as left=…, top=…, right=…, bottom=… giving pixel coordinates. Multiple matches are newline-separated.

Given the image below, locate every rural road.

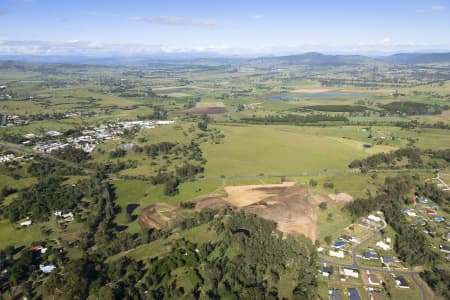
left=199, top=168, right=439, bottom=182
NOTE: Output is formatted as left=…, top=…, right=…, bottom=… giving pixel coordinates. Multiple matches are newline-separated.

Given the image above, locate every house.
left=329, top=250, right=345, bottom=258
left=426, top=209, right=436, bottom=215
left=381, top=256, right=395, bottom=265
left=368, top=214, right=381, bottom=223
left=434, top=216, right=445, bottom=222
left=334, top=240, right=347, bottom=249
left=39, top=264, right=56, bottom=274
left=419, top=197, right=428, bottom=204
left=359, top=219, right=371, bottom=229
left=406, top=211, right=417, bottom=217
left=394, top=275, right=409, bottom=289
left=439, top=245, right=450, bottom=254
left=343, top=268, right=359, bottom=279
left=340, top=234, right=352, bottom=241
left=329, top=288, right=342, bottom=300
left=363, top=251, right=379, bottom=260
left=322, top=266, right=334, bottom=277
left=20, top=220, right=32, bottom=227
left=376, top=241, right=391, bottom=250
left=348, top=288, right=362, bottom=300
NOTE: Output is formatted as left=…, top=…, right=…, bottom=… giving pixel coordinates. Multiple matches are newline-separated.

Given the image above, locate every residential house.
left=343, top=268, right=359, bottom=279
left=347, top=288, right=362, bottom=300
left=381, top=256, right=395, bottom=265
left=376, top=241, right=391, bottom=250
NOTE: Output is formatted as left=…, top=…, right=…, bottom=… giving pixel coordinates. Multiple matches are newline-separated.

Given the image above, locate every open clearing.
left=202, top=125, right=389, bottom=177
left=193, top=182, right=352, bottom=241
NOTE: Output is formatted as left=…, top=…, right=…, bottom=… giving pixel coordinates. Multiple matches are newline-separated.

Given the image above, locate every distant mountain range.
left=0, top=52, right=449, bottom=67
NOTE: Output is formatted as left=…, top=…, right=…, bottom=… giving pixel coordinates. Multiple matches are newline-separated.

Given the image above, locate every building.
left=381, top=256, right=395, bottom=265
left=39, top=264, right=56, bottom=274
left=339, top=234, right=354, bottom=242
left=368, top=214, right=381, bottom=222
left=329, top=288, right=342, bottom=300
left=343, top=268, right=359, bottom=279
left=434, top=216, right=445, bottom=222
left=322, top=266, right=334, bottom=277
left=439, top=245, right=450, bottom=254
left=363, top=251, right=379, bottom=260
left=394, top=275, right=409, bottom=289
left=20, top=220, right=32, bottom=227
left=376, top=241, right=391, bottom=250
left=334, top=241, right=347, bottom=249
left=329, top=250, right=345, bottom=258
left=348, top=288, right=362, bottom=300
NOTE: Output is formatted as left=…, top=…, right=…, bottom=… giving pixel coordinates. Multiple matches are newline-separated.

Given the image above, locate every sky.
left=0, top=0, right=449, bottom=56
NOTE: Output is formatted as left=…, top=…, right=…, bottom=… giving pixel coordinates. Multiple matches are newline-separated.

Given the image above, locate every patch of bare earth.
left=138, top=203, right=178, bottom=231
left=440, top=110, right=450, bottom=117
left=194, top=182, right=352, bottom=242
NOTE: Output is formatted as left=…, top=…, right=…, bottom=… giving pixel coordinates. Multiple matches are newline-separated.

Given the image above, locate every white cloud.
left=0, top=39, right=448, bottom=57
left=130, top=16, right=219, bottom=27
left=431, top=5, right=445, bottom=11
left=251, top=15, right=264, bottom=20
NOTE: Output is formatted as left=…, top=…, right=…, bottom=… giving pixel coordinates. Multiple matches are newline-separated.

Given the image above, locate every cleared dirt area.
left=440, top=110, right=450, bottom=117
left=194, top=182, right=352, bottom=241
left=138, top=203, right=178, bottom=231
left=176, top=107, right=227, bottom=115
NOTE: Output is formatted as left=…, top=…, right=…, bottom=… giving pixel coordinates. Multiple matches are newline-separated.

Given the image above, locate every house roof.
left=382, top=256, right=395, bottom=264
left=329, top=289, right=342, bottom=300
left=334, top=240, right=346, bottom=248
left=363, top=251, right=379, bottom=259
left=347, top=288, right=362, bottom=300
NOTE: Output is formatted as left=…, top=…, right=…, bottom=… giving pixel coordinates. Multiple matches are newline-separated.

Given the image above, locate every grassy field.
left=201, top=124, right=391, bottom=178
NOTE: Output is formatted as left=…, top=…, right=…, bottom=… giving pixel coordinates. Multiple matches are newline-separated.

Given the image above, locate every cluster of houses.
left=402, top=195, right=450, bottom=260
left=328, top=234, right=357, bottom=258
left=0, top=113, right=27, bottom=127
left=0, top=153, right=24, bottom=163
left=32, top=119, right=175, bottom=153
left=359, top=213, right=385, bottom=230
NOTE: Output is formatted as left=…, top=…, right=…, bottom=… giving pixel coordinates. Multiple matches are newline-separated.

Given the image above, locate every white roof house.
left=343, top=268, right=359, bottom=278
left=20, top=220, right=32, bottom=227
left=376, top=241, right=391, bottom=251
left=329, top=250, right=345, bottom=258
left=368, top=215, right=381, bottom=222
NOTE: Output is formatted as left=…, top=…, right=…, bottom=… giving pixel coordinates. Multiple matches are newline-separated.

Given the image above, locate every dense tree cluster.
left=349, top=147, right=424, bottom=170
left=420, top=269, right=450, bottom=299
left=54, top=146, right=91, bottom=163
left=241, top=113, right=349, bottom=125
left=296, top=104, right=370, bottom=113
left=3, top=176, right=83, bottom=222
left=381, top=101, right=446, bottom=115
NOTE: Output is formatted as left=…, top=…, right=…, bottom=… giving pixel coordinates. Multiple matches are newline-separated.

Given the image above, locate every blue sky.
left=0, top=0, right=449, bottom=55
